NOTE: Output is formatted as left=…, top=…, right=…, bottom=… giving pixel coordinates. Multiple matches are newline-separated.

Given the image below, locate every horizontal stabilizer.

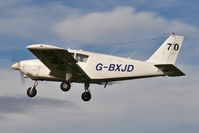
left=155, top=64, right=185, bottom=77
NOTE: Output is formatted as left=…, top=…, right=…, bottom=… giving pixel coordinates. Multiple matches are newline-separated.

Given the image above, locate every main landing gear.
left=81, top=83, right=91, bottom=102
left=26, top=80, right=92, bottom=102
left=27, top=80, right=38, bottom=97
left=60, top=81, right=71, bottom=92
left=60, top=81, right=91, bottom=102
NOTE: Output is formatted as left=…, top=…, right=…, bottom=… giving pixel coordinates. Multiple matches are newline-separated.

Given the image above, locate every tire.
left=27, top=87, right=37, bottom=97
left=60, top=82, right=71, bottom=92
left=81, top=92, right=91, bottom=102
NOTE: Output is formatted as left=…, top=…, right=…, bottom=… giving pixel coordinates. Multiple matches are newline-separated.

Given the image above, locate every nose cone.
left=12, top=62, right=20, bottom=70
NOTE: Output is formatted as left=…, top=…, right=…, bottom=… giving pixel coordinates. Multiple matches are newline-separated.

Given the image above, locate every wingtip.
left=27, top=44, right=61, bottom=50
left=26, top=44, right=43, bottom=49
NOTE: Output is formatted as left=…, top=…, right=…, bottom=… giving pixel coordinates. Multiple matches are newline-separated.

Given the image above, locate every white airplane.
left=12, top=33, right=185, bottom=102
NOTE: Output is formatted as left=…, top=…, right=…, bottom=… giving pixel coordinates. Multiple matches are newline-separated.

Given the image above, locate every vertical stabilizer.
left=147, top=33, right=184, bottom=64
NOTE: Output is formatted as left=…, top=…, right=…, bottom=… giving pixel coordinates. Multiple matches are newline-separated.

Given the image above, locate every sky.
left=0, top=0, right=199, bottom=133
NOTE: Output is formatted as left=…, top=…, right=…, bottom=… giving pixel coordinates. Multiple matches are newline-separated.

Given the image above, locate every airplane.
left=12, top=33, right=185, bottom=102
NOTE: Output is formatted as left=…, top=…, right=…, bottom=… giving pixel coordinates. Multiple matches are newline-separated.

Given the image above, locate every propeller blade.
left=19, top=71, right=26, bottom=86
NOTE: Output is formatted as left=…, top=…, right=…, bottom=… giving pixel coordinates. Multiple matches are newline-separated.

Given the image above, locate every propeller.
left=11, top=62, right=26, bottom=85
left=19, top=70, right=26, bottom=85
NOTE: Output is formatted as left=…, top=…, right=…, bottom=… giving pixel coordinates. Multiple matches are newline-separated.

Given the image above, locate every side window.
left=76, top=53, right=89, bottom=62
left=70, top=52, right=75, bottom=58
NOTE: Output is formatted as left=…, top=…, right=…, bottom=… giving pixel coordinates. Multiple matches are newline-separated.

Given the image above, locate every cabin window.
left=70, top=52, right=75, bottom=58
left=76, top=53, right=89, bottom=62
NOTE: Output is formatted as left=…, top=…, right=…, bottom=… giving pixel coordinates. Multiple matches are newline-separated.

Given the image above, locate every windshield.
left=76, top=53, right=89, bottom=62
left=70, top=52, right=75, bottom=57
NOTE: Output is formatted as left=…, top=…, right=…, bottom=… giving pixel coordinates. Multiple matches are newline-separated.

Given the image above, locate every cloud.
left=1, top=65, right=199, bottom=133
left=0, top=95, right=76, bottom=113
left=0, top=0, right=32, bottom=7
left=0, top=4, right=198, bottom=65
left=54, top=7, right=198, bottom=46
left=0, top=4, right=71, bottom=37
left=1, top=2, right=199, bottom=133
left=0, top=1, right=80, bottom=50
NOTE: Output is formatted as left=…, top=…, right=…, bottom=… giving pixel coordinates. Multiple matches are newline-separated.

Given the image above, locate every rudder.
left=147, top=33, right=184, bottom=64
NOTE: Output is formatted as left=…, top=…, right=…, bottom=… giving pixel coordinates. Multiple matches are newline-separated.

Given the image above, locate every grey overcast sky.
left=0, top=0, right=199, bottom=133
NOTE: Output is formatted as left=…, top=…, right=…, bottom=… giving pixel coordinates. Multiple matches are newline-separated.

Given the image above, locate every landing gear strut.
left=81, top=83, right=91, bottom=102
left=27, top=80, right=38, bottom=97
left=60, top=73, right=72, bottom=92
left=60, top=81, right=71, bottom=92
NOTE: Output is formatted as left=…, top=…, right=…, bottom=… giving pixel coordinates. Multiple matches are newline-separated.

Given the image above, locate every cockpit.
left=70, top=52, right=89, bottom=62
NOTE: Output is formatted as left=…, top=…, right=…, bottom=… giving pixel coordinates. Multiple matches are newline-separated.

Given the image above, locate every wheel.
left=60, top=82, right=71, bottom=92
left=81, top=91, right=91, bottom=102
left=27, top=87, right=37, bottom=97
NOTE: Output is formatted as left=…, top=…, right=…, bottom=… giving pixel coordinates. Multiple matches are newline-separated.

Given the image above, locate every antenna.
left=128, top=49, right=138, bottom=59
left=110, top=46, right=120, bottom=55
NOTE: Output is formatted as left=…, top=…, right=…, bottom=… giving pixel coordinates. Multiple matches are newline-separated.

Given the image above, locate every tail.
left=147, top=33, right=185, bottom=77
left=147, top=33, right=184, bottom=64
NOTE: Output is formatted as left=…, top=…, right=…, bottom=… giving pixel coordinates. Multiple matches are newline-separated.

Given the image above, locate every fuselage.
left=11, top=34, right=185, bottom=101
left=14, top=49, right=165, bottom=83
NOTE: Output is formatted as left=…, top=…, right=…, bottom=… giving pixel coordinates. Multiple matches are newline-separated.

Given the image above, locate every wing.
left=27, top=44, right=90, bottom=82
